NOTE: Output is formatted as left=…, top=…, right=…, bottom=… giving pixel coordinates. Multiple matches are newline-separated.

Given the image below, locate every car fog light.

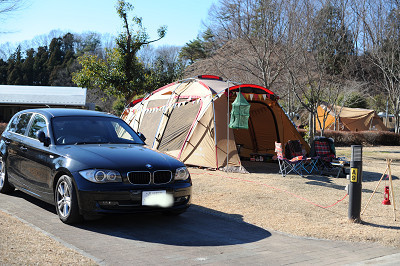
left=175, top=196, right=189, bottom=203
left=99, top=201, right=119, bottom=206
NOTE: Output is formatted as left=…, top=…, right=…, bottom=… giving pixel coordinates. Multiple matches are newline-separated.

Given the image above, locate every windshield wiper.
left=74, top=142, right=101, bottom=145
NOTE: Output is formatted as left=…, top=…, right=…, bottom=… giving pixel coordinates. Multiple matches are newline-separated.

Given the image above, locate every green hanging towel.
left=229, top=90, right=250, bottom=129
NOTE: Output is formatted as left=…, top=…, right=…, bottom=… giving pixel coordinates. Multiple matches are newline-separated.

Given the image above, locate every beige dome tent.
left=316, top=105, right=388, bottom=131
left=122, top=75, right=309, bottom=171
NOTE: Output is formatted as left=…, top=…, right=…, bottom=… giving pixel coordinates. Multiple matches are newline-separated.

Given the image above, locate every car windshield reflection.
left=52, top=116, right=144, bottom=145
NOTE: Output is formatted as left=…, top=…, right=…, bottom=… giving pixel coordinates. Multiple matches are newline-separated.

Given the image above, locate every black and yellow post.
left=348, top=145, right=363, bottom=222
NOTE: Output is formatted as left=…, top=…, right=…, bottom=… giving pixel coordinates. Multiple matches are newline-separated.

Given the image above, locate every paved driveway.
left=1, top=191, right=399, bottom=265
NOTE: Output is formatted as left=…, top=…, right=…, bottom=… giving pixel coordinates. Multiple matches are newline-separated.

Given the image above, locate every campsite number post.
left=348, top=145, right=363, bottom=222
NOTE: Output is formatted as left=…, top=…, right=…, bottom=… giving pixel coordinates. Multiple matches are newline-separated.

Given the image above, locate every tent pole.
left=132, top=93, right=150, bottom=130
left=152, top=81, right=187, bottom=149
left=369, top=115, right=373, bottom=130
left=212, top=99, right=218, bottom=168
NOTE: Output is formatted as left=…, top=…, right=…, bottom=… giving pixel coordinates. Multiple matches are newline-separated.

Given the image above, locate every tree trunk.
left=308, top=111, right=315, bottom=144
left=395, top=98, right=400, bottom=134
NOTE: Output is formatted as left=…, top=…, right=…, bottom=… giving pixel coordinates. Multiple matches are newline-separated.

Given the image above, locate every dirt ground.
left=1, top=146, right=400, bottom=264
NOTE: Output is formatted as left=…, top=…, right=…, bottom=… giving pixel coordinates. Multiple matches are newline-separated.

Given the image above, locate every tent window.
left=138, top=111, right=163, bottom=145
left=158, top=102, right=201, bottom=152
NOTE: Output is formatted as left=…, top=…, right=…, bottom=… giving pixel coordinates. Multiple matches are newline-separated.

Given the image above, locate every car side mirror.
left=37, top=130, right=50, bottom=147
left=137, top=132, right=146, bottom=142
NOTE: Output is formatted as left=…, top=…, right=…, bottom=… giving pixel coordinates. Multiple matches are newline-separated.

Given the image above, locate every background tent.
left=122, top=75, right=309, bottom=171
left=316, top=105, right=388, bottom=131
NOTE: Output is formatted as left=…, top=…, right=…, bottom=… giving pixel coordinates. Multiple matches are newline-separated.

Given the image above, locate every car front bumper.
left=72, top=173, right=192, bottom=215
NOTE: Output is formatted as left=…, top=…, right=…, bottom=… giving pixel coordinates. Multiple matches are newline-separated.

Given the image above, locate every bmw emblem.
left=145, top=164, right=153, bottom=169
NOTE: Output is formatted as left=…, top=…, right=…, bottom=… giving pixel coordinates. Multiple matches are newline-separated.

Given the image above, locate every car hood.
left=57, top=144, right=184, bottom=172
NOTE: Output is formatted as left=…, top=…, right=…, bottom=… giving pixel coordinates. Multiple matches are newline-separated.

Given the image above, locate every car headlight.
left=175, top=167, right=189, bottom=181
left=79, top=169, right=122, bottom=183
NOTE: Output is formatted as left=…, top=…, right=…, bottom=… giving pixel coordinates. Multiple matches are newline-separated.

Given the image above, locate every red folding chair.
left=285, top=140, right=317, bottom=174
left=275, top=141, right=306, bottom=177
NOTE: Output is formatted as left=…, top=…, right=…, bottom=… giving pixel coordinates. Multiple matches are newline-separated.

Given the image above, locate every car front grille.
left=128, top=171, right=151, bottom=184
left=127, top=170, right=173, bottom=185
left=154, top=170, right=172, bottom=184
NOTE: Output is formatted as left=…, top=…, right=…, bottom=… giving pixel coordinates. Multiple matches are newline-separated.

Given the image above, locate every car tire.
left=55, top=175, right=82, bottom=224
left=0, top=157, right=15, bottom=194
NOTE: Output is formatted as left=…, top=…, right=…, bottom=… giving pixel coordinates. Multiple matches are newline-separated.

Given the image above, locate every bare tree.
left=284, top=0, right=356, bottom=140
left=355, top=0, right=400, bottom=132
left=0, top=0, right=24, bottom=32
left=0, top=0, right=22, bottom=15
left=205, top=0, right=295, bottom=91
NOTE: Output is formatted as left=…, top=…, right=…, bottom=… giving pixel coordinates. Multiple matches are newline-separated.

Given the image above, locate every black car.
left=0, top=108, right=192, bottom=224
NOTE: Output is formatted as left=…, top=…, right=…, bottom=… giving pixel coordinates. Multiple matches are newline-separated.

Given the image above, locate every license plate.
left=142, top=190, right=173, bottom=207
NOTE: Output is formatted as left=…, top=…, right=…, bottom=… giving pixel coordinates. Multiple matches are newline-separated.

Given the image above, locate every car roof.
left=18, top=108, right=117, bottom=119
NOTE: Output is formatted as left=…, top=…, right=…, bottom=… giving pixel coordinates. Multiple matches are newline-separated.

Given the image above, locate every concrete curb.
left=349, top=253, right=400, bottom=265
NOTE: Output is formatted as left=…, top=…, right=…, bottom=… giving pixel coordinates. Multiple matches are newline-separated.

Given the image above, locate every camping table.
left=331, top=158, right=350, bottom=178
left=250, top=153, right=274, bottom=162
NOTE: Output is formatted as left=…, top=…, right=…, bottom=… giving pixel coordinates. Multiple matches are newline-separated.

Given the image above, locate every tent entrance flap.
left=232, top=102, right=279, bottom=157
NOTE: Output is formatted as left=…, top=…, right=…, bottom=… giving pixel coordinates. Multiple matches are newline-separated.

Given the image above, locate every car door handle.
left=20, top=146, right=28, bottom=152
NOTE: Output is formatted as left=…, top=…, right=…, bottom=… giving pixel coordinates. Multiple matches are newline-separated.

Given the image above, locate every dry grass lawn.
left=0, top=210, right=96, bottom=265
left=191, top=146, right=400, bottom=248
left=1, top=146, right=399, bottom=265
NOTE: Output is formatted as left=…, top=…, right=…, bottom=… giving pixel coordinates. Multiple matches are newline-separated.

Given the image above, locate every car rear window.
left=9, top=113, right=33, bottom=135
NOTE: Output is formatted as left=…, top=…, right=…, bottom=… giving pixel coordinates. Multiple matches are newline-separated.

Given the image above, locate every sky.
left=0, top=0, right=216, bottom=47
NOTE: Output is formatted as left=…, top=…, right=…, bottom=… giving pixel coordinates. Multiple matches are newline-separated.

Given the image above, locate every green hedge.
left=299, top=129, right=400, bottom=146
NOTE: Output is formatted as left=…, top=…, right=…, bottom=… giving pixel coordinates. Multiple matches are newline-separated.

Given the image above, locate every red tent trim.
left=229, top=84, right=275, bottom=96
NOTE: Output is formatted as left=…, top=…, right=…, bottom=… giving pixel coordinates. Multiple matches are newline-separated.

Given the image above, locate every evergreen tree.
left=179, top=28, right=217, bottom=64
left=22, top=48, right=35, bottom=85
left=7, top=46, right=23, bottom=85
left=0, top=59, right=7, bottom=84
left=33, top=46, right=49, bottom=85
left=312, top=4, right=355, bottom=75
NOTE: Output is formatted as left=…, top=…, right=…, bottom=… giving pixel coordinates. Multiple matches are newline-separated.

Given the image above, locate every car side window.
left=111, top=121, right=137, bottom=142
left=28, top=114, right=48, bottom=139
left=12, top=113, right=33, bottom=135
left=7, top=116, right=19, bottom=133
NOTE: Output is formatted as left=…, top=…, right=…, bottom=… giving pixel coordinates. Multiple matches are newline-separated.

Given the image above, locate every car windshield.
left=52, top=116, right=145, bottom=145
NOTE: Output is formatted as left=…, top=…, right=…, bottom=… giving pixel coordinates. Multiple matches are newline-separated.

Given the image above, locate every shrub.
left=0, top=123, right=7, bottom=135
left=317, top=130, right=400, bottom=146
left=298, top=129, right=400, bottom=146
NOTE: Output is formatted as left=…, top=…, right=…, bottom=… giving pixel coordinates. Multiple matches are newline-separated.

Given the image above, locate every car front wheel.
left=55, top=175, right=82, bottom=224
left=0, top=157, right=15, bottom=194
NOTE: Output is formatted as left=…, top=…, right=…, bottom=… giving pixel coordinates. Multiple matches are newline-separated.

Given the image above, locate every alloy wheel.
left=0, top=159, right=5, bottom=189
left=56, top=180, right=71, bottom=218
